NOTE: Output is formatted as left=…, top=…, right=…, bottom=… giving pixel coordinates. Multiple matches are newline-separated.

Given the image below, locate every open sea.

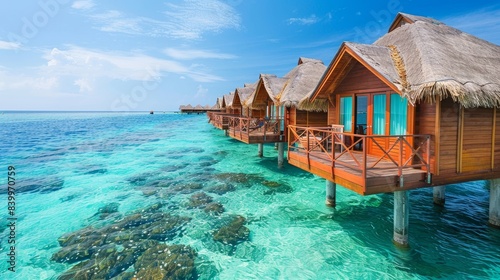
left=0, top=111, right=499, bottom=280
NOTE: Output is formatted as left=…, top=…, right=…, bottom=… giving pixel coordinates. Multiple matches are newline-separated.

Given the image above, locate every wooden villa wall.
left=251, top=109, right=266, bottom=118
left=295, top=109, right=328, bottom=127
left=328, top=98, right=337, bottom=125
left=414, top=101, right=438, bottom=174
left=461, top=107, right=493, bottom=172
left=335, top=61, right=392, bottom=93
left=432, top=98, right=500, bottom=185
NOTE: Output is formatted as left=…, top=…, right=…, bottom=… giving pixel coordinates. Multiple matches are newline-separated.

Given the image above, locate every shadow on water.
left=327, top=181, right=500, bottom=278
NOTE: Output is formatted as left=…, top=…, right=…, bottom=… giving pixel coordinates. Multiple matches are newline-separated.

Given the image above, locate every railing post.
left=362, top=136, right=367, bottom=184
left=331, top=130, right=335, bottom=165
left=426, top=135, right=431, bottom=184
left=399, top=136, right=403, bottom=187
left=306, top=128, right=310, bottom=166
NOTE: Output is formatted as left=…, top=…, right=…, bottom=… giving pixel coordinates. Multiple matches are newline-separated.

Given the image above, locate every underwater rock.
left=170, top=182, right=204, bottom=194
left=0, top=177, right=64, bottom=194
left=204, top=202, right=225, bottom=215
left=262, top=181, right=294, bottom=195
left=212, top=173, right=264, bottom=187
left=134, top=244, right=197, bottom=280
left=205, top=183, right=235, bottom=195
left=139, top=186, right=158, bottom=196
left=126, top=172, right=155, bottom=185
left=213, top=215, right=250, bottom=245
left=57, top=226, right=102, bottom=247
left=58, top=241, right=156, bottom=280
left=162, top=163, right=189, bottom=172
left=98, top=202, right=120, bottom=219
left=262, top=180, right=280, bottom=188
left=55, top=204, right=193, bottom=279
left=84, top=168, right=107, bottom=175
left=188, top=192, right=214, bottom=208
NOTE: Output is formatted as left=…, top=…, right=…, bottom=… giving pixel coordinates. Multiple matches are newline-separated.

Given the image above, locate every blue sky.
left=1, top=0, right=499, bottom=111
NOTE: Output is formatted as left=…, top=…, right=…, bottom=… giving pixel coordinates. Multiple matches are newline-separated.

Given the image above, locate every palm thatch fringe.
left=409, top=80, right=500, bottom=108
left=297, top=96, right=329, bottom=112
left=388, top=45, right=409, bottom=92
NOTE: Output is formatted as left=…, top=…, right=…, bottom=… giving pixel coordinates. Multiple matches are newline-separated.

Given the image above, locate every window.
left=390, top=94, right=407, bottom=135
left=340, top=96, right=353, bottom=132
left=373, top=94, right=386, bottom=135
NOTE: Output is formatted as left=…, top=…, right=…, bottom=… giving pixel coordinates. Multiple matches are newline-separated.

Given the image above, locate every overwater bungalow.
left=227, top=74, right=287, bottom=147
left=278, top=57, right=328, bottom=129
left=211, top=92, right=239, bottom=130
left=231, top=82, right=257, bottom=117
left=287, top=12, right=500, bottom=246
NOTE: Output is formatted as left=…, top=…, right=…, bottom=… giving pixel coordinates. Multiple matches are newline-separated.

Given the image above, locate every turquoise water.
left=0, top=112, right=499, bottom=279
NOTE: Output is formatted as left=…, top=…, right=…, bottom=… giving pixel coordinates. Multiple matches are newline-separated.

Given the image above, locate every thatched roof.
left=279, top=57, right=328, bottom=112
left=184, top=104, right=193, bottom=109
left=233, top=81, right=258, bottom=108
left=194, top=104, right=203, bottom=109
left=204, top=104, right=211, bottom=109
left=311, top=13, right=500, bottom=108
left=223, top=92, right=235, bottom=107
left=248, top=74, right=288, bottom=109
left=388, top=13, right=442, bottom=32
left=378, top=14, right=500, bottom=107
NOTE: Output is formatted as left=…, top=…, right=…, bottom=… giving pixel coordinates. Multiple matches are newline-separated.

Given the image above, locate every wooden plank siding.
left=461, top=107, right=493, bottom=172
left=328, top=98, right=337, bottom=125
left=288, top=108, right=328, bottom=127
left=335, top=61, right=392, bottom=93
left=415, top=101, right=438, bottom=174
left=431, top=98, right=500, bottom=185
left=436, top=98, right=460, bottom=179
left=495, top=108, right=500, bottom=169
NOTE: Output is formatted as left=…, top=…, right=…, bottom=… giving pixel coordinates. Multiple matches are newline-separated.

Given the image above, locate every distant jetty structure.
left=179, top=103, right=221, bottom=114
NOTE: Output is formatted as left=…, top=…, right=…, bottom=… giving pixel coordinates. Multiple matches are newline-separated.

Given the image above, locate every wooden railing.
left=288, top=125, right=431, bottom=186
left=210, top=113, right=237, bottom=129
left=227, top=116, right=285, bottom=141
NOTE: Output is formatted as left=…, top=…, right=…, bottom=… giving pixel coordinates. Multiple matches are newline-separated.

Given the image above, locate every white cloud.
left=164, top=0, right=241, bottom=39
left=72, top=0, right=95, bottom=10
left=0, top=41, right=21, bottom=50
left=0, top=69, right=58, bottom=91
left=164, top=48, right=236, bottom=60
left=91, top=11, right=143, bottom=34
left=74, top=78, right=93, bottom=92
left=42, top=46, right=224, bottom=83
left=287, top=14, right=320, bottom=25
left=88, top=0, right=240, bottom=39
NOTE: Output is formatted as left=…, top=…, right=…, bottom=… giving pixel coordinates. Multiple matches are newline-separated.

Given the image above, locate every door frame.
left=337, top=91, right=414, bottom=155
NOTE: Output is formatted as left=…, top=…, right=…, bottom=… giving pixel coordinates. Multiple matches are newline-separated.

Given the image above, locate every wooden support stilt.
left=277, top=142, right=284, bottom=168
left=433, top=186, right=446, bottom=206
left=325, top=180, right=336, bottom=208
left=393, top=190, right=409, bottom=248
left=258, top=143, right=263, bottom=158
left=489, top=179, right=500, bottom=228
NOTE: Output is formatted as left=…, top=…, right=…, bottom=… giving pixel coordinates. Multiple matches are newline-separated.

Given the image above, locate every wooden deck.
left=288, top=125, right=432, bottom=195
left=227, top=116, right=286, bottom=144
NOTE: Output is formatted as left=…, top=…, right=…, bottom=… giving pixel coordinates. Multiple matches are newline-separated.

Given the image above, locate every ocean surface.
left=0, top=111, right=499, bottom=280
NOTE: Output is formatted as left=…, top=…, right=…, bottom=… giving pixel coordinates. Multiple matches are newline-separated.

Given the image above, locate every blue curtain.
left=340, top=97, right=353, bottom=132
left=390, top=94, right=407, bottom=135
left=279, top=106, right=285, bottom=131
left=373, top=94, right=386, bottom=135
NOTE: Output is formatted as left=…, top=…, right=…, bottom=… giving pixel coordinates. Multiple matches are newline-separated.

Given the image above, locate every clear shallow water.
left=0, top=112, right=499, bottom=279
